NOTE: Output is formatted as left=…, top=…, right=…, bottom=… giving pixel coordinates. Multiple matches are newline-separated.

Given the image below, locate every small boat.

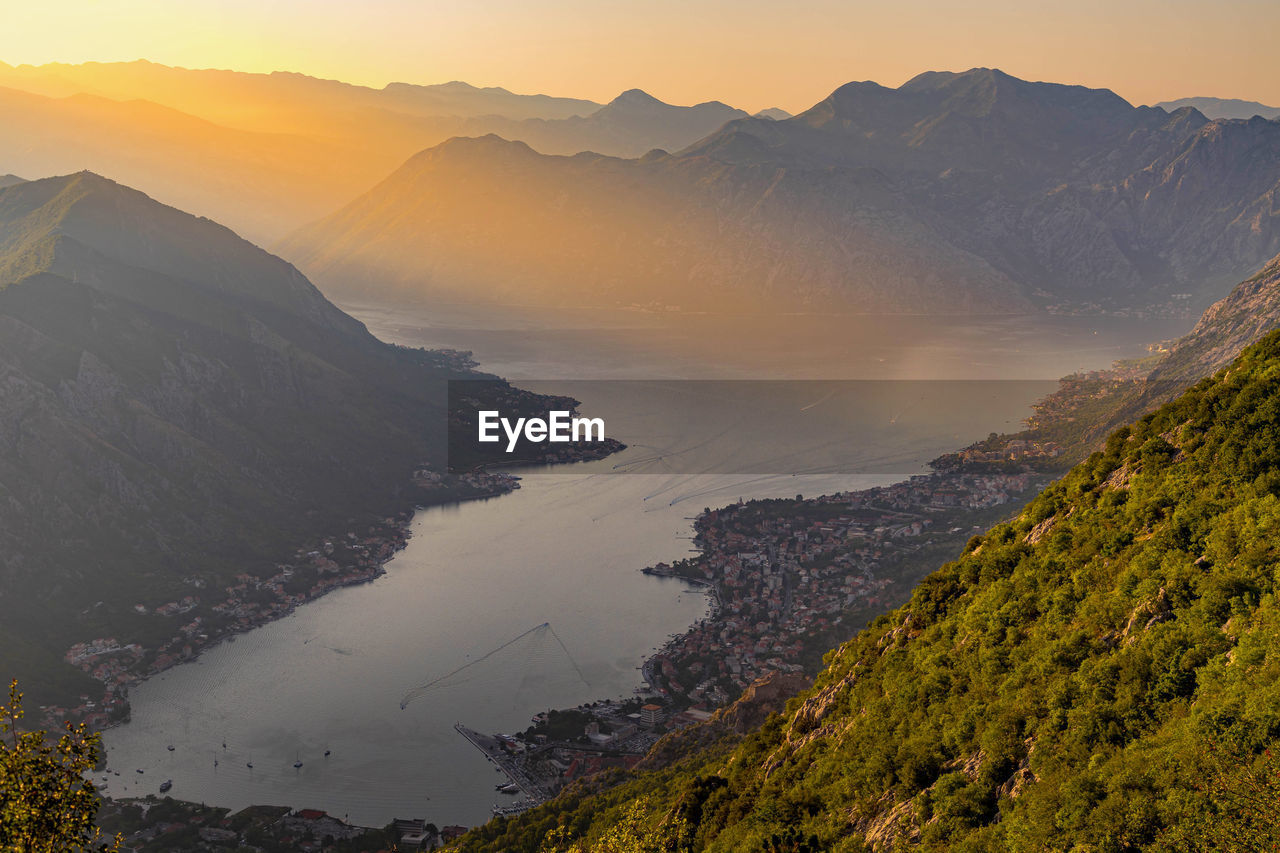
left=159, top=780, right=172, bottom=793
left=246, top=761, right=253, bottom=769
left=293, top=751, right=303, bottom=769
left=167, top=745, right=175, bottom=752
left=324, top=750, right=331, bottom=757
left=135, top=769, right=144, bottom=774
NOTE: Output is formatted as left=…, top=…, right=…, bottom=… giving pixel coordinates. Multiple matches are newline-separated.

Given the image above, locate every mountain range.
left=283, top=69, right=1280, bottom=316
left=455, top=89, right=749, bottom=158
left=0, top=61, right=773, bottom=243
left=0, top=83, right=387, bottom=245
left=1156, top=96, right=1280, bottom=120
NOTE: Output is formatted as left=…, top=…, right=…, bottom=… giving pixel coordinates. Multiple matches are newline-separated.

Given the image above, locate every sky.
left=3, top=0, right=1278, bottom=113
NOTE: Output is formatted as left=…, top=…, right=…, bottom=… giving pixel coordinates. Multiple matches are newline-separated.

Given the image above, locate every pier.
left=453, top=723, right=548, bottom=807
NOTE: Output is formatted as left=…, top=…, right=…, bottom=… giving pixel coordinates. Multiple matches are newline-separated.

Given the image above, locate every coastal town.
left=453, top=467, right=1044, bottom=819
left=96, top=798, right=418, bottom=852
left=47, top=468, right=524, bottom=731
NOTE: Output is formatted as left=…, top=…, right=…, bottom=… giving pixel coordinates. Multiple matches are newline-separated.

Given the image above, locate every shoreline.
left=50, top=469, right=525, bottom=733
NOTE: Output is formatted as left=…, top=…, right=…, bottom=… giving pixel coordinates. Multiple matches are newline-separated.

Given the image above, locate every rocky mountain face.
left=1150, top=253, right=1280, bottom=385
left=1156, top=96, right=1280, bottom=121
left=284, top=69, right=1280, bottom=315
left=458, top=89, right=749, bottom=157
left=0, top=173, right=488, bottom=704
left=996, top=252, right=1280, bottom=460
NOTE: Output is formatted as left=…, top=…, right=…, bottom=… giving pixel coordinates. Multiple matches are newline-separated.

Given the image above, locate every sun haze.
left=3, top=0, right=1278, bottom=112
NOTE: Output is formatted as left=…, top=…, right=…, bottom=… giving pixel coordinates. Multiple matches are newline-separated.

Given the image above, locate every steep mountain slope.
left=0, top=173, right=538, bottom=707
left=454, top=328, right=1280, bottom=852
left=459, top=89, right=748, bottom=157
left=985, top=253, right=1280, bottom=463
left=285, top=69, right=1280, bottom=315
left=1156, top=96, right=1280, bottom=121
left=1149, top=253, right=1280, bottom=385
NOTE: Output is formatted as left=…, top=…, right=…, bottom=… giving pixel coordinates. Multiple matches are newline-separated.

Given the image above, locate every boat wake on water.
left=399, top=622, right=589, bottom=710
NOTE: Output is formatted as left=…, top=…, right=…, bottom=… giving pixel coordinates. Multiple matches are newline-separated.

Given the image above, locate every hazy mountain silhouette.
left=0, top=84, right=392, bottom=243
left=458, top=89, right=749, bottom=157
left=284, top=69, right=1280, bottom=315
left=0, top=61, right=609, bottom=240
left=0, top=60, right=599, bottom=134
left=1156, top=96, right=1280, bottom=120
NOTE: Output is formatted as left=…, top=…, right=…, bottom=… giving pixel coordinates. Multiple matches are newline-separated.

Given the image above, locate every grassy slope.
left=453, top=330, right=1280, bottom=852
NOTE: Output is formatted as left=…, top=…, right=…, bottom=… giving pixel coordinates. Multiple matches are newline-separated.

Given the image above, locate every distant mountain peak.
left=418, top=133, right=539, bottom=163
left=753, top=108, right=792, bottom=121
left=1155, top=96, right=1280, bottom=121
left=609, top=88, right=665, bottom=108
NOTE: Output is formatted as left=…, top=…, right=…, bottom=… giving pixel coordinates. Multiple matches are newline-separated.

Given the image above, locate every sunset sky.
left=3, top=0, right=1278, bottom=113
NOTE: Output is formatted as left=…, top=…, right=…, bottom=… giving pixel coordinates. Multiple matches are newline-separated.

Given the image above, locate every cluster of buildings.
left=50, top=511, right=420, bottom=730
left=639, top=471, right=1038, bottom=707
left=98, top=800, right=392, bottom=852
left=948, top=439, right=1063, bottom=465
left=50, top=465, right=536, bottom=731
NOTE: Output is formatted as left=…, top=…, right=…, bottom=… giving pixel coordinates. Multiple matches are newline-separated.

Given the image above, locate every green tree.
left=0, top=680, right=120, bottom=853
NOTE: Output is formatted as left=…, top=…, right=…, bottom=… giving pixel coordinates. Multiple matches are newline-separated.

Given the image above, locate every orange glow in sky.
left=3, top=0, right=1278, bottom=112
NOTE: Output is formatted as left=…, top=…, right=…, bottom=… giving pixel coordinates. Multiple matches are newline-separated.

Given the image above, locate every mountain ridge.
left=283, top=69, right=1280, bottom=315
left=453, top=88, right=750, bottom=157
left=1156, top=95, right=1280, bottom=121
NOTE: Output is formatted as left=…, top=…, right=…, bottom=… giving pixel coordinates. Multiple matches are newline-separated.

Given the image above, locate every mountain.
left=0, top=174, right=25, bottom=189
left=753, top=107, right=792, bottom=120
left=378, top=79, right=600, bottom=122
left=0, top=61, right=599, bottom=136
left=974, top=253, right=1280, bottom=464
left=1156, top=96, right=1280, bottom=120
left=454, top=326, right=1280, bottom=851
left=284, top=69, right=1280, bottom=315
left=280, top=133, right=1029, bottom=313
left=0, top=85, right=389, bottom=244
left=1149, top=253, right=1280, bottom=385
left=0, top=61, right=606, bottom=241
left=0, top=173, right=554, bottom=708
left=457, top=89, right=749, bottom=157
